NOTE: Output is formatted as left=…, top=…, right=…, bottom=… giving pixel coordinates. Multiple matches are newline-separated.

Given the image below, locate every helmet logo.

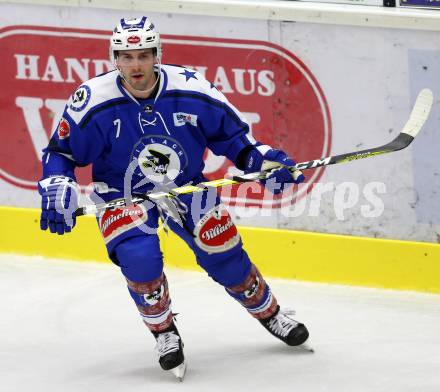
left=127, top=35, right=141, bottom=44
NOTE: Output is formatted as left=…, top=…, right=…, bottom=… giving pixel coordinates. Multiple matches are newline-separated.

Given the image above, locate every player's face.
left=116, top=49, right=157, bottom=92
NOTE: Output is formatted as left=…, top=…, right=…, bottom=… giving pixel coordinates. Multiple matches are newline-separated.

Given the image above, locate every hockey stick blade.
left=401, top=88, right=433, bottom=138
left=74, top=89, right=433, bottom=216
left=234, top=88, right=433, bottom=182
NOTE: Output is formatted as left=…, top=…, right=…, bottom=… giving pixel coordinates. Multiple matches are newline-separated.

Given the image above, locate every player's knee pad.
left=127, top=273, right=173, bottom=332
left=113, top=235, right=163, bottom=282
left=226, top=264, right=278, bottom=320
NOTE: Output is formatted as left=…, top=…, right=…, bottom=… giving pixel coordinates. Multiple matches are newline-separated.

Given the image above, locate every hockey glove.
left=38, top=176, right=79, bottom=235
left=244, top=147, right=305, bottom=195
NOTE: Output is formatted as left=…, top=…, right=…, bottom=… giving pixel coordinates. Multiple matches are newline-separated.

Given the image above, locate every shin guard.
left=127, top=273, right=174, bottom=333
left=226, top=264, right=278, bottom=320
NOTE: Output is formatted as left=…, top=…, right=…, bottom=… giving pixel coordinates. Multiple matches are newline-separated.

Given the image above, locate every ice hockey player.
left=38, top=16, right=310, bottom=381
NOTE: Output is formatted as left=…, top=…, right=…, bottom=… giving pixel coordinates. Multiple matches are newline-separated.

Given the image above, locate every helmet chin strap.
left=115, top=56, right=162, bottom=96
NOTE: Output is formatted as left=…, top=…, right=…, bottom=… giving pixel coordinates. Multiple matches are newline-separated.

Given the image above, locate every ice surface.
left=1, top=254, right=439, bottom=392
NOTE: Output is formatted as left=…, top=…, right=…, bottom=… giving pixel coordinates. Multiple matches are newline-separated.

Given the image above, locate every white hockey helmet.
left=110, top=16, right=162, bottom=64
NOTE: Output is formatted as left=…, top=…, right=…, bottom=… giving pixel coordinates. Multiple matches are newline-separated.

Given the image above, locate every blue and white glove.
left=38, top=176, right=79, bottom=235
left=244, top=147, right=305, bottom=194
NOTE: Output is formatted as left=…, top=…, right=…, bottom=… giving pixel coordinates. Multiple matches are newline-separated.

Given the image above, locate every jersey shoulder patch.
left=66, top=71, right=124, bottom=125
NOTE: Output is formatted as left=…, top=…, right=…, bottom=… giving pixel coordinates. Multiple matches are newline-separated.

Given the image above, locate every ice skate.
left=260, top=306, right=312, bottom=351
left=153, top=322, right=186, bottom=381
left=170, top=361, right=187, bottom=381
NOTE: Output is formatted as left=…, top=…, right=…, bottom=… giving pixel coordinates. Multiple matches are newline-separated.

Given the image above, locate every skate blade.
left=170, top=362, right=187, bottom=381
left=300, top=342, right=314, bottom=353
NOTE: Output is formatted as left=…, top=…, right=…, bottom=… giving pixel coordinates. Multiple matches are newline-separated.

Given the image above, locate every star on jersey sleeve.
left=179, top=69, right=198, bottom=82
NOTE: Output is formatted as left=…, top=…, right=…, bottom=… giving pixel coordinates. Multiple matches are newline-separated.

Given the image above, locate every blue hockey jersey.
left=42, top=64, right=257, bottom=196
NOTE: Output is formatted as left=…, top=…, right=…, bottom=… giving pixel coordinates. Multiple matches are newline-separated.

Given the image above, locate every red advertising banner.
left=0, top=25, right=331, bottom=208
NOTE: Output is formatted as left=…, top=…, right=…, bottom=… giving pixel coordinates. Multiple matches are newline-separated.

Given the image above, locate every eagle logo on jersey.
left=69, top=85, right=91, bottom=112
left=131, top=135, right=188, bottom=183
left=142, top=149, right=171, bottom=175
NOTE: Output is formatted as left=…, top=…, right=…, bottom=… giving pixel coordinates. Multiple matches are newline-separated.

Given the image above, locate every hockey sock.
left=127, top=273, right=174, bottom=333
left=226, top=264, right=278, bottom=320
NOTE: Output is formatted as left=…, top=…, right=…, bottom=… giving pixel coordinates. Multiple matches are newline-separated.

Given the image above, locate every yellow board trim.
left=1, top=206, right=439, bottom=293
left=0, top=206, right=108, bottom=262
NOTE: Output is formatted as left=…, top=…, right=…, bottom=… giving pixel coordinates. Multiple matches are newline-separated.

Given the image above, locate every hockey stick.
left=75, top=88, right=433, bottom=217
left=234, top=88, right=433, bottom=182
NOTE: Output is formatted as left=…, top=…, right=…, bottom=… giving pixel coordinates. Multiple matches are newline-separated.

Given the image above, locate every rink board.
left=1, top=206, right=439, bottom=293
left=2, top=3, right=440, bottom=244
